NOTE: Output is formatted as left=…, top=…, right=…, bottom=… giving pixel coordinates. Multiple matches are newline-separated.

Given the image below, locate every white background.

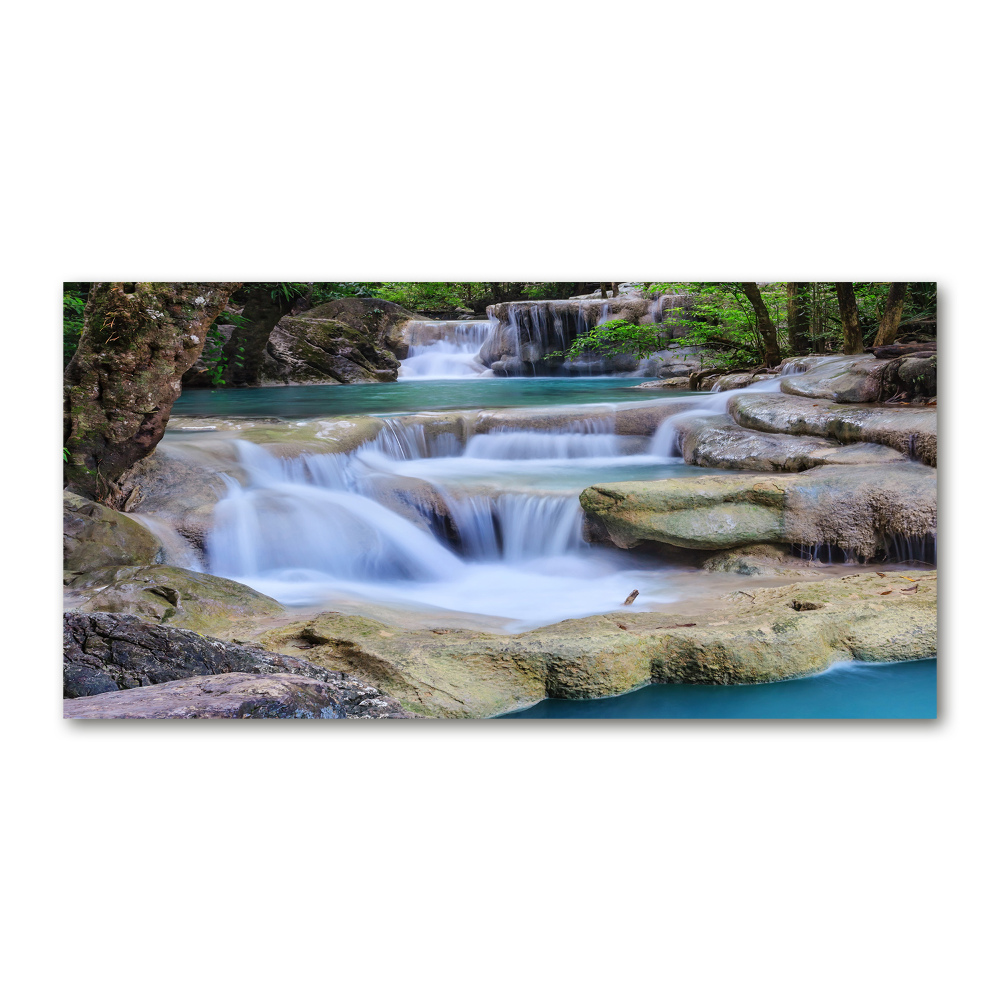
left=1, top=2, right=995, bottom=998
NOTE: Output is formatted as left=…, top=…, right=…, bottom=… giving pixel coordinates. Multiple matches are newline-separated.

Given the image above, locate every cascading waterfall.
left=201, top=409, right=702, bottom=627
left=180, top=369, right=931, bottom=626
left=399, top=295, right=681, bottom=379
left=443, top=492, right=585, bottom=562
left=398, top=319, right=498, bottom=379
left=207, top=441, right=464, bottom=584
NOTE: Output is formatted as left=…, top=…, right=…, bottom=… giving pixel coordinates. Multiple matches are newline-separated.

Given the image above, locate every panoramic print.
left=62, top=281, right=938, bottom=719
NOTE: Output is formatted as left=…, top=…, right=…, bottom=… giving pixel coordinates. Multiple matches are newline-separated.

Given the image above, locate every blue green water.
left=173, top=377, right=691, bottom=419
left=501, top=659, right=937, bottom=719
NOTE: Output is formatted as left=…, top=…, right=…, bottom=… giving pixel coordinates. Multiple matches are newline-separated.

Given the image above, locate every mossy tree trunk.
left=786, top=281, right=810, bottom=354
left=740, top=282, right=782, bottom=367
left=873, top=282, right=908, bottom=347
left=835, top=282, right=865, bottom=354
left=64, top=281, right=240, bottom=504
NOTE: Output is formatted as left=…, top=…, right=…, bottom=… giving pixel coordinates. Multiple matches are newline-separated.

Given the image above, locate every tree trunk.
left=739, top=282, right=782, bottom=367
left=64, top=281, right=240, bottom=503
left=185, top=284, right=296, bottom=387
left=873, top=282, right=908, bottom=347
left=600, top=283, right=608, bottom=299
left=835, top=282, right=865, bottom=354
left=611, top=282, right=620, bottom=297
left=786, top=282, right=810, bottom=354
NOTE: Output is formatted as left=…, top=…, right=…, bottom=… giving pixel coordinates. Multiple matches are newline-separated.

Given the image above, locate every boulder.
left=580, top=463, right=936, bottom=559
left=897, top=356, right=937, bottom=399
left=698, top=544, right=809, bottom=577
left=727, top=392, right=937, bottom=466
left=63, top=611, right=412, bottom=718
left=711, top=373, right=777, bottom=392
left=633, top=377, right=692, bottom=390
left=676, top=414, right=908, bottom=473
left=64, top=491, right=164, bottom=579
left=248, top=572, right=936, bottom=716
left=260, top=298, right=407, bottom=384
left=64, top=672, right=415, bottom=719
left=69, top=565, right=285, bottom=635
left=779, top=355, right=899, bottom=403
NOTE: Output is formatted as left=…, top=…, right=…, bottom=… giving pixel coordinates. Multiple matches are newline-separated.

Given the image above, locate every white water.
left=206, top=436, right=676, bottom=629
left=196, top=377, right=791, bottom=629
left=399, top=295, right=676, bottom=380
left=398, top=320, right=496, bottom=379
left=650, top=377, right=784, bottom=458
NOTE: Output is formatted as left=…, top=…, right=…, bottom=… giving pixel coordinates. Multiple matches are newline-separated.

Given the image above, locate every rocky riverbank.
left=62, top=351, right=937, bottom=719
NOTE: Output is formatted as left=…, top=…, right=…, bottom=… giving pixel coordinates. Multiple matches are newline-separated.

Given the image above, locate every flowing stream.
left=159, top=359, right=938, bottom=712
left=167, top=377, right=788, bottom=630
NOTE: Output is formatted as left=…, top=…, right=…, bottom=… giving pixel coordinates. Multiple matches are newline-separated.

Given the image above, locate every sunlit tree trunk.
left=786, top=282, right=810, bottom=354
left=740, top=282, right=782, bottom=367
left=835, top=282, right=865, bottom=354
left=873, top=282, right=908, bottom=347
left=64, top=281, right=240, bottom=504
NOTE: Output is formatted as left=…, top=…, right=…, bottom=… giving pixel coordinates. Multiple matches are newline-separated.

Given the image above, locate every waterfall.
left=649, top=377, right=785, bottom=458
left=440, top=491, right=585, bottom=562
left=398, top=319, right=497, bottom=379
left=464, top=429, right=627, bottom=461
left=649, top=409, right=717, bottom=458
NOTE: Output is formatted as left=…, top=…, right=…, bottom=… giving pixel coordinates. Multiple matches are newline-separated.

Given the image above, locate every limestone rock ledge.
left=580, top=464, right=936, bottom=559
left=249, top=572, right=937, bottom=717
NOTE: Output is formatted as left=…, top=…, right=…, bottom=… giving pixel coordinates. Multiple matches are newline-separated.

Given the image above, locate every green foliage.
left=266, top=281, right=378, bottom=305
left=63, top=288, right=87, bottom=365
left=369, top=282, right=577, bottom=313
left=548, top=319, right=671, bottom=362
left=201, top=311, right=250, bottom=386
left=369, top=282, right=469, bottom=311
left=651, top=281, right=783, bottom=364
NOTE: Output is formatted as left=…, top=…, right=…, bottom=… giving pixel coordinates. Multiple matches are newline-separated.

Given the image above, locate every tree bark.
left=739, top=282, right=782, bottom=367
left=184, top=284, right=295, bottom=387
left=600, top=282, right=608, bottom=299
left=873, top=282, right=908, bottom=347
left=64, top=282, right=240, bottom=503
left=786, top=281, right=810, bottom=354
left=835, top=282, right=865, bottom=354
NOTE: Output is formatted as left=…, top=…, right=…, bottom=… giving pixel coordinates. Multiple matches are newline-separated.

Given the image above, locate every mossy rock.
left=71, top=565, right=284, bottom=635
left=64, top=491, right=164, bottom=578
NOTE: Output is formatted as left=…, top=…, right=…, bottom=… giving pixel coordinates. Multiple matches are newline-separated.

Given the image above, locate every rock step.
left=728, top=393, right=936, bottom=466
left=580, top=463, right=936, bottom=558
